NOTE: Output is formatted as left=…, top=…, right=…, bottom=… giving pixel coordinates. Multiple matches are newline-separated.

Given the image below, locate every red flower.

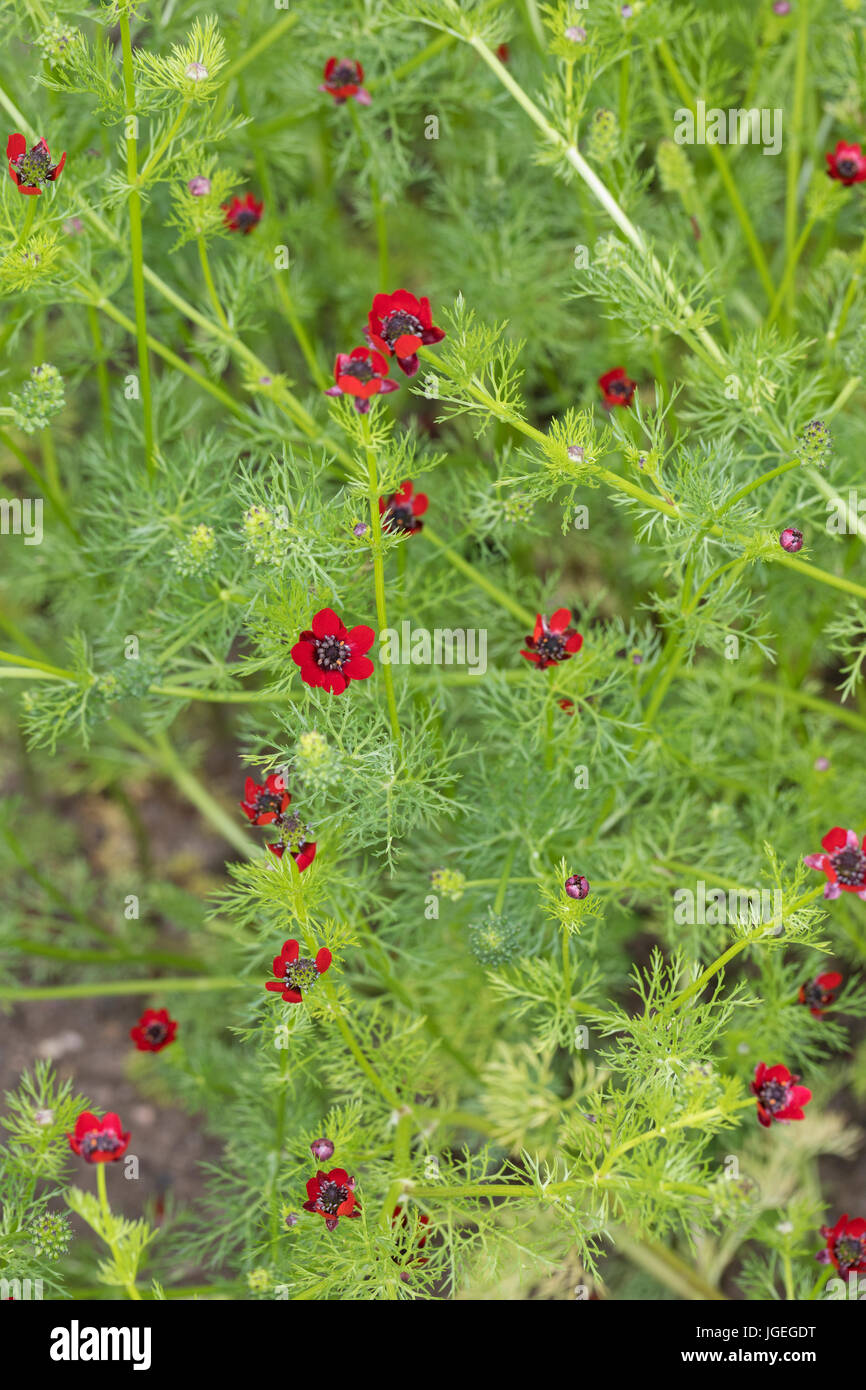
left=751, top=1063, right=812, bottom=1128
left=598, top=367, right=636, bottom=408
left=804, top=827, right=866, bottom=900
left=130, top=1008, right=178, bottom=1053
left=266, top=938, right=332, bottom=1003
left=240, top=772, right=290, bottom=825
left=798, top=971, right=843, bottom=1018
left=366, top=290, right=445, bottom=377
left=303, top=1168, right=361, bottom=1231
left=222, top=192, right=263, bottom=233
left=379, top=479, right=428, bottom=535
left=818, top=1214, right=866, bottom=1275
left=266, top=837, right=317, bottom=872
left=521, top=608, right=583, bottom=668
left=67, top=1111, right=131, bottom=1163
left=7, top=134, right=66, bottom=195
left=325, top=346, right=399, bottom=414
left=826, top=141, right=866, bottom=186
left=319, top=58, right=371, bottom=106
left=392, top=1203, right=430, bottom=1271
left=291, top=606, right=375, bottom=695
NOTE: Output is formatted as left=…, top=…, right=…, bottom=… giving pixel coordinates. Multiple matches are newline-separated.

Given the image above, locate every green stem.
left=119, top=12, right=155, bottom=473
left=784, top=0, right=810, bottom=328
left=0, top=977, right=246, bottom=1000
left=362, top=413, right=401, bottom=746
left=197, top=236, right=230, bottom=331
left=86, top=303, right=114, bottom=444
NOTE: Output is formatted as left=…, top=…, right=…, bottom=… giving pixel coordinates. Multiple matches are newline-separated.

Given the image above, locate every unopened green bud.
left=9, top=363, right=64, bottom=434
left=586, top=109, right=619, bottom=163
left=468, top=909, right=520, bottom=965
left=656, top=139, right=695, bottom=194
left=796, top=418, right=832, bottom=467
left=172, top=523, right=217, bottom=577
left=431, top=867, right=466, bottom=902
left=30, top=1209, right=72, bottom=1260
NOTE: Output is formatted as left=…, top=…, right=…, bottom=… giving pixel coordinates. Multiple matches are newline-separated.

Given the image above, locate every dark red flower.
left=521, top=608, right=583, bottom=669
left=67, top=1111, right=131, bottom=1163
left=7, top=134, right=66, bottom=195
left=266, top=938, right=332, bottom=1003
left=779, top=527, right=804, bottom=553
left=558, top=697, right=576, bottom=715
left=392, top=1202, right=430, bottom=1270
left=266, top=834, right=317, bottom=872
left=818, top=1214, right=866, bottom=1275
left=751, top=1062, right=812, bottom=1128
left=222, top=192, right=263, bottom=233
left=319, top=58, right=371, bottom=106
left=379, top=479, right=428, bottom=535
left=798, top=971, right=843, bottom=1018
left=303, top=1168, right=361, bottom=1231
left=565, top=874, right=590, bottom=900
left=325, top=346, right=399, bottom=414
left=240, top=772, right=290, bottom=825
left=826, top=141, right=866, bottom=186
left=130, top=1008, right=178, bottom=1053
left=291, top=606, right=375, bottom=695
left=495, top=44, right=510, bottom=63
left=366, top=290, right=445, bottom=377
left=598, top=367, right=636, bottom=408
left=804, top=827, right=866, bottom=900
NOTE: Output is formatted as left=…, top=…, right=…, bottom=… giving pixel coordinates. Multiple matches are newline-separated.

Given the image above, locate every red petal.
left=315, top=948, right=332, bottom=973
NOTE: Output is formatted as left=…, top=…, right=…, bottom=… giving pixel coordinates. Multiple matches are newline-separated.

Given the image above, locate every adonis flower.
left=266, top=938, right=332, bottom=1003
left=380, top=479, right=428, bottom=535
left=266, top=821, right=317, bottom=872
left=598, top=366, right=636, bottom=408
left=817, top=1214, right=866, bottom=1275
left=303, top=1168, right=361, bottom=1231
left=291, top=606, right=375, bottom=694
left=7, top=134, right=66, bottom=195
left=825, top=141, right=866, bottom=186
left=325, top=347, right=398, bottom=413
left=67, top=1111, right=131, bottom=1163
left=222, top=192, right=263, bottom=233
left=804, top=827, right=866, bottom=900
left=751, top=1062, right=812, bottom=1128
left=130, top=1008, right=178, bottom=1053
left=799, top=971, right=843, bottom=1018
left=239, top=772, right=290, bottom=825
left=366, top=290, right=445, bottom=377
left=319, top=58, right=370, bottom=106
left=520, top=608, right=583, bottom=668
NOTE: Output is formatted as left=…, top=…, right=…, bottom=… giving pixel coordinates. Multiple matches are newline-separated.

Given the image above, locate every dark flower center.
left=317, top=1180, right=349, bottom=1214
left=384, top=502, right=416, bottom=532
left=81, top=1130, right=121, bottom=1158
left=758, top=1079, right=789, bottom=1113
left=331, top=62, right=359, bottom=85
left=837, top=158, right=858, bottom=177
left=284, top=957, right=321, bottom=993
left=254, top=790, right=283, bottom=817
left=347, top=358, right=375, bottom=383
left=15, top=144, right=53, bottom=187
left=233, top=208, right=258, bottom=228
left=314, top=634, right=351, bottom=670
left=381, top=310, right=423, bottom=349
left=835, top=1234, right=865, bottom=1270
left=802, top=981, right=828, bottom=1009
left=608, top=378, right=631, bottom=397
left=534, top=631, right=568, bottom=662
left=830, top=845, right=866, bottom=885
left=145, top=1022, right=168, bottom=1044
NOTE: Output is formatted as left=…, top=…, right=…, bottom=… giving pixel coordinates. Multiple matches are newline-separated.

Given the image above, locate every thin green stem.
left=119, top=12, right=155, bottom=473
left=197, top=236, right=230, bottom=331
left=362, top=413, right=401, bottom=746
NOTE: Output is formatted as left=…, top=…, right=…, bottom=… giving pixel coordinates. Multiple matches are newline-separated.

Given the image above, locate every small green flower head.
left=295, top=730, right=339, bottom=793
left=172, top=523, right=217, bottom=577
left=468, top=909, right=520, bottom=965
left=431, top=867, right=466, bottom=902
left=247, top=1267, right=271, bottom=1293
left=9, top=363, right=64, bottom=434
left=656, top=139, right=695, bottom=194
left=502, top=492, right=535, bottom=524
left=30, top=1209, right=72, bottom=1260
left=586, top=109, right=620, bottom=163
left=796, top=418, right=832, bottom=467
left=35, top=19, right=80, bottom=66
left=242, top=505, right=287, bottom=565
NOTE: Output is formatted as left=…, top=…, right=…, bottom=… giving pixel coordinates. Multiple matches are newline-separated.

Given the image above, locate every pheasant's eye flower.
left=565, top=874, right=590, bottom=900
left=558, top=697, right=576, bottom=715
left=798, top=971, right=843, bottom=1018
left=67, top=1111, right=131, bottom=1163
left=380, top=479, right=429, bottom=535
left=239, top=772, right=290, bottom=825
left=7, top=134, right=66, bottom=195
left=804, top=827, right=866, bottom=900
left=291, top=606, right=375, bottom=694
left=366, top=290, right=446, bottom=378
left=521, top=608, right=583, bottom=668
left=779, top=527, right=803, bottom=553
left=598, top=367, right=636, bottom=408
left=222, top=192, right=263, bottom=233
left=130, top=1007, right=178, bottom=1052
left=818, top=1214, right=866, bottom=1275
left=319, top=57, right=371, bottom=106
left=325, top=346, right=399, bottom=414
left=826, top=141, right=866, bottom=186
left=266, top=938, right=332, bottom=1003
left=266, top=812, right=317, bottom=872
left=751, top=1063, right=812, bottom=1128
left=303, top=1168, right=361, bottom=1231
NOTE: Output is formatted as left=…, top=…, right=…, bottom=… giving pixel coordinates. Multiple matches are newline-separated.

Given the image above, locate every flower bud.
left=565, top=874, right=590, bottom=900
left=779, top=527, right=804, bottom=553
left=185, top=61, right=208, bottom=81
left=8, top=363, right=65, bottom=434
left=310, top=1137, right=335, bottom=1161
left=468, top=910, right=520, bottom=966
left=430, top=867, right=466, bottom=902
left=656, top=139, right=695, bottom=194
left=796, top=418, right=831, bottom=467
left=188, top=176, right=211, bottom=196
left=586, top=109, right=620, bottom=163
